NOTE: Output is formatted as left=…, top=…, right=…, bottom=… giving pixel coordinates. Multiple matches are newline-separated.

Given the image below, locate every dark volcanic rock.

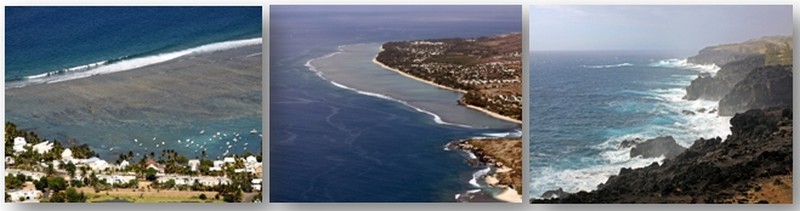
left=684, top=55, right=765, bottom=101
left=682, top=110, right=696, bottom=115
left=531, top=107, right=793, bottom=204
left=718, top=65, right=792, bottom=116
left=630, top=136, right=687, bottom=159
left=618, top=138, right=641, bottom=149
left=540, top=188, right=572, bottom=200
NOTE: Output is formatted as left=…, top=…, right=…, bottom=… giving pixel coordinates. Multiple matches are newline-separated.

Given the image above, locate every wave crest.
left=582, top=63, right=633, bottom=69
left=648, top=58, right=720, bottom=75
left=8, top=38, right=262, bottom=89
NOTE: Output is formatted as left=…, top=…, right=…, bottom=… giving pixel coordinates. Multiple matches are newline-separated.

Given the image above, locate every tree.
left=164, top=179, right=176, bottom=190
left=5, top=174, right=22, bottom=190
left=65, top=162, right=77, bottom=178
left=49, top=191, right=66, bottom=202
left=47, top=177, right=68, bottom=192
left=145, top=168, right=157, bottom=181
left=34, top=179, right=48, bottom=190
left=65, top=187, right=86, bottom=202
left=199, top=193, right=207, bottom=200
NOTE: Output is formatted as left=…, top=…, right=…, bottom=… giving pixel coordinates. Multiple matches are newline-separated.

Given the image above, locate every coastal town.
left=375, top=33, right=523, bottom=122
left=375, top=33, right=524, bottom=202
left=5, top=122, right=262, bottom=203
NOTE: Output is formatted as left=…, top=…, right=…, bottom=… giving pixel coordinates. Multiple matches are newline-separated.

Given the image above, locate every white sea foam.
left=582, top=63, right=633, bottom=69
left=482, top=129, right=522, bottom=138
left=530, top=155, right=664, bottom=197
left=531, top=69, right=732, bottom=198
left=649, top=58, right=720, bottom=75
left=8, top=38, right=262, bottom=89
left=469, top=167, right=492, bottom=188
left=305, top=45, right=473, bottom=128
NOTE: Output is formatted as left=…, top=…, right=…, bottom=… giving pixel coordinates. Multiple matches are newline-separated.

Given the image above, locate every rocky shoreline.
left=532, top=35, right=793, bottom=204
left=447, top=138, right=522, bottom=202
left=533, top=107, right=792, bottom=203
left=375, top=33, right=522, bottom=123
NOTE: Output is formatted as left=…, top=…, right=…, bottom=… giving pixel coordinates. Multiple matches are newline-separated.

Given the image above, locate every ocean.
left=5, top=7, right=262, bottom=160
left=270, top=6, right=521, bottom=202
left=5, top=6, right=262, bottom=86
left=529, top=51, right=733, bottom=198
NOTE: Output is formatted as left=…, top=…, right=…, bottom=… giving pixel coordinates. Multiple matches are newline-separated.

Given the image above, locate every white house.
left=188, top=159, right=200, bottom=172
left=61, top=148, right=73, bottom=162
left=244, top=156, right=260, bottom=174
left=223, top=157, right=236, bottom=164
left=5, top=156, right=15, bottom=165
left=197, top=176, right=231, bottom=186
left=251, top=179, right=262, bottom=191
left=13, top=137, right=27, bottom=153
left=8, top=182, right=42, bottom=202
left=97, top=175, right=136, bottom=186
left=118, top=160, right=130, bottom=170
left=85, top=157, right=110, bottom=171
left=32, top=141, right=53, bottom=154
left=210, top=160, right=224, bottom=171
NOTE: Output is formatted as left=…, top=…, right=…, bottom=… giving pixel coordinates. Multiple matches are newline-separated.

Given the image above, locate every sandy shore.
left=464, top=104, right=523, bottom=124
left=494, top=187, right=523, bottom=203
left=373, top=46, right=522, bottom=125
left=372, top=47, right=468, bottom=94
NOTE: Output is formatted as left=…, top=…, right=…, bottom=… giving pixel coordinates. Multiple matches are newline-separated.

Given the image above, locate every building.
left=97, top=175, right=136, bottom=186
left=210, top=160, right=224, bottom=172
left=223, top=157, right=236, bottom=164
left=84, top=157, right=110, bottom=172
left=187, top=159, right=200, bottom=172
left=31, top=141, right=53, bottom=154
left=7, top=182, right=42, bottom=203
left=61, top=148, right=73, bottom=162
left=13, top=137, right=27, bottom=153
left=118, top=160, right=130, bottom=170
left=251, top=179, right=262, bottom=191
left=196, top=176, right=231, bottom=187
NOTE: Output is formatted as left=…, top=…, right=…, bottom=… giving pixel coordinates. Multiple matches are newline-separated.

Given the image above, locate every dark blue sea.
left=270, top=6, right=521, bottom=202
left=5, top=7, right=262, bottom=160
left=6, top=6, right=261, bottom=84
left=529, top=51, right=733, bottom=198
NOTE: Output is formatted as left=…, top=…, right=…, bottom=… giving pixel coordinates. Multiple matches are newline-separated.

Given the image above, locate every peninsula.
left=374, top=33, right=523, bottom=123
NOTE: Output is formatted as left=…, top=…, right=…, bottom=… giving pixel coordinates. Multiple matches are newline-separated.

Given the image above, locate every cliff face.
left=687, top=36, right=792, bottom=66
left=375, top=33, right=522, bottom=121
left=533, top=107, right=793, bottom=203
left=684, top=55, right=765, bottom=101
left=718, top=65, right=793, bottom=116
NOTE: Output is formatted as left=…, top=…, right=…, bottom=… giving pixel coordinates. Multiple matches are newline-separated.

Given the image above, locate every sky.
left=530, top=5, right=793, bottom=53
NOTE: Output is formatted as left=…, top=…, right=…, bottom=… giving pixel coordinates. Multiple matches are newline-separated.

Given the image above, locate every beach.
left=5, top=44, right=263, bottom=160
left=373, top=45, right=523, bottom=125
left=372, top=56, right=522, bottom=125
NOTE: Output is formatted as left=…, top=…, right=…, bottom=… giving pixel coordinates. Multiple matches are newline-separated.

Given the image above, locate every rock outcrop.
left=532, top=107, right=793, bottom=204
left=718, top=65, right=792, bottom=116
left=448, top=138, right=523, bottom=195
left=629, top=136, right=687, bottom=160
left=684, top=55, right=766, bottom=101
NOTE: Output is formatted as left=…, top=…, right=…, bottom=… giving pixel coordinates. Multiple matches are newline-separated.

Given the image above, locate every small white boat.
left=200, top=130, right=205, bottom=135
left=250, top=129, right=258, bottom=134
left=134, top=139, right=138, bottom=143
